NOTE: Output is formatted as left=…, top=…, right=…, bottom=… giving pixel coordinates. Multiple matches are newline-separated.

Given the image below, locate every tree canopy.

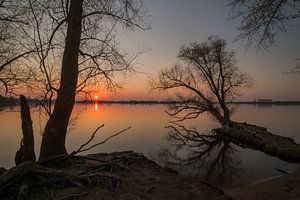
left=228, top=0, right=300, bottom=49
left=152, top=36, right=252, bottom=126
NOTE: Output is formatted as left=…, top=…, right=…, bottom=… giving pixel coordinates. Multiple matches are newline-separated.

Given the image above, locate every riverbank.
left=2, top=151, right=300, bottom=200
left=0, top=151, right=230, bottom=200
left=225, top=165, right=300, bottom=200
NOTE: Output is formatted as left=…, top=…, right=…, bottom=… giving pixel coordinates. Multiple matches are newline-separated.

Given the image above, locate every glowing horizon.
left=111, top=0, right=300, bottom=101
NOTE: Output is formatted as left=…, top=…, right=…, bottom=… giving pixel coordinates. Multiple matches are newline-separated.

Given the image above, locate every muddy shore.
left=1, top=151, right=231, bottom=200
left=226, top=166, right=300, bottom=200
left=2, top=150, right=300, bottom=200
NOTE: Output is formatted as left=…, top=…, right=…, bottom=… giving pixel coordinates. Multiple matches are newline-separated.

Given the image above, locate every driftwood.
left=15, top=95, right=36, bottom=165
left=214, top=122, right=300, bottom=163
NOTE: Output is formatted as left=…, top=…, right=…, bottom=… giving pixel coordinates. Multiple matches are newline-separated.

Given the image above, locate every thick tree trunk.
left=15, top=95, right=36, bottom=165
left=219, top=101, right=232, bottom=127
left=222, top=107, right=232, bottom=127
left=209, top=105, right=231, bottom=127
left=39, top=0, right=83, bottom=160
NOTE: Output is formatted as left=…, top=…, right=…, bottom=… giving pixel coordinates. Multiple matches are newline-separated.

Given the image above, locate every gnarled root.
left=0, top=151, right=149, bottom=199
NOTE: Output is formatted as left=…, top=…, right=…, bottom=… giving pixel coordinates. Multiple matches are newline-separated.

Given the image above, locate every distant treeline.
left=0, top=95, right=19, bottom=107
left=0, top=95, right=46, bottom=107
left=76, top=100, right=177, bottom=105
left=227, top=101, right=300, bottom=105
left=1, top=96, right=300, bottom=107
left=77, top=100, right=300, bottom=105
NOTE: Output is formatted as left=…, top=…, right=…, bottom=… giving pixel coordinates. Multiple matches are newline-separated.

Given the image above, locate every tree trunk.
left=209, top=105, right=229, bottom=127
left=39, top=0, right=83, bottom=160
left=222, top=107, right=232, bottom=127
left=219, top=101, right=232, bottom=127
left=15, top=95, right=36, bottom=165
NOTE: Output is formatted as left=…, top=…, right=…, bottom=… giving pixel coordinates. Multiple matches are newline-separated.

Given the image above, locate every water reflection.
left=91, top=102, right=104, bottom=112
left=255, top=104, right=273, bottom=108
left=0, top=104, right=298, bottom=184
left=156, top=123, right=244, bottom=187
left=94, top=103, right=99, bottom=111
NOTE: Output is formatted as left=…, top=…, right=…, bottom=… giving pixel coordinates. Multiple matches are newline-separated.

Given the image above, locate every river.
left=0, top=103, right=299, bottom=188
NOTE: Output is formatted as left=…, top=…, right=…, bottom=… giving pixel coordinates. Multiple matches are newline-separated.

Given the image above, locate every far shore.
left=77, top=100, right=300, bottom=105
left=1, top=95, right=300, bottom=107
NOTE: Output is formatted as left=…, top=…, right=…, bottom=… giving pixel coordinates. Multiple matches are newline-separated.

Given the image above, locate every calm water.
left=0, top=103, right=299, bottom=187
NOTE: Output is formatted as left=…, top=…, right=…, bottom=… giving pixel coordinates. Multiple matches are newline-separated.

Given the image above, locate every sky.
left=104, top=0, right=300, bottom=101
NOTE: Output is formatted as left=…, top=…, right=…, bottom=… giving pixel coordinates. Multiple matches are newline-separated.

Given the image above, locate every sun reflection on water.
left=94, top=103, right=99, bottom=111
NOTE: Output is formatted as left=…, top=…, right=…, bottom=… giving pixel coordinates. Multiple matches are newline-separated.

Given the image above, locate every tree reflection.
left=157, top=123, right=243, bottom=186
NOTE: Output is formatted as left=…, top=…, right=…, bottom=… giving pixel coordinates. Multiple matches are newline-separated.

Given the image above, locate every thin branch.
left=71, top=126, right=131, bottom=155
left=70, top=124, right=105, bottom=155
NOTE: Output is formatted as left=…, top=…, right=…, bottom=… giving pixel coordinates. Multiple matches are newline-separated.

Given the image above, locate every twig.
left=275, top=168, right=289, bottom=175
left=71, top=126, right=131, bottom=155
left=70, top=124, right=105, bottom=156
left=38, top=125, right=131, bottom=164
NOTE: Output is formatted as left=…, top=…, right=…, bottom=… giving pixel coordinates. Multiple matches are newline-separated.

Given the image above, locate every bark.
left=208, top=105, right=231, bottom=127
left=15, top=95, right=36, bottom=165
left=215, top=122, right=300, bottom=162
left=220, top=103, right=232, bottom=127
left=39, top=0, right=83, bottom=159
left=208, top=99, right=232, bottom=127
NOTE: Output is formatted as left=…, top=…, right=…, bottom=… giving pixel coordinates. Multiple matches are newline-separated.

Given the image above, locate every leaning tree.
left=0, top=0, right=147, bottom=160
left=152, top=36, right=253, bottom=127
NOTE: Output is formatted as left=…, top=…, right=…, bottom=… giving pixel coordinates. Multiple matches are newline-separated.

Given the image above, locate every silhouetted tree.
left=228, top=0, right=300, bottom=49
left=0, top=0, right=147, bottom=160
left=0, top=2, right=34, bottom=95
left=152, top=36, right=252, bottom=127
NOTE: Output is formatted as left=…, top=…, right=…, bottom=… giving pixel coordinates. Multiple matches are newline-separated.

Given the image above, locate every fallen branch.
left=70, top=124, right=105, bottom=156
left=70, top=126, right=131, bottom=155
left=275, top=168, right=289, bottom=175
left=38, top=125, right=131, bottom=164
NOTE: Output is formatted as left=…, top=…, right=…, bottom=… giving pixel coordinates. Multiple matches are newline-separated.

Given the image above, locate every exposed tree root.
left=0, top=151, right=149, bottom=200
left=214, top=122, right=300, bottom=163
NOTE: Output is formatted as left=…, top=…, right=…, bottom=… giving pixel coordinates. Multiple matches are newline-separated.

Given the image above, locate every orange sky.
left=102, top=0, right=300, bottom=101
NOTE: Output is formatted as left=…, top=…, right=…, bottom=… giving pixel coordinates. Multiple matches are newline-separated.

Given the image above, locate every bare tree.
left=227, top=0, right=300, bottom=49
left=152, top=36, right=252, bottom=127
left=0, top=1, right=34, bottom=95
left=0, top=0, right=148, bottom=160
